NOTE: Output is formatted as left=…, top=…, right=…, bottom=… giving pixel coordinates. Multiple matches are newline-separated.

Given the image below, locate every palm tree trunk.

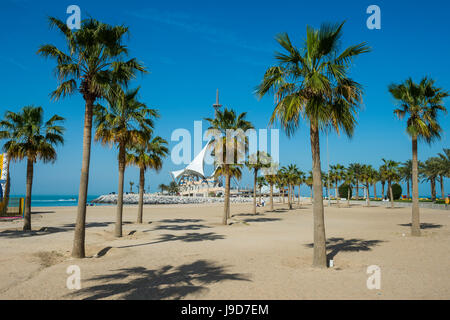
left=253, top=170, right=257, bottom=214
left=115, top=145, right=126, bottom=237
left=288, top=184, right=292, bottom=209
left=373, top=183, right=377, bottom=200
left=430, top=179, right=436, bottom=202
left=406, top=179, right=410, bottom=199
left=335, top=181, right=340, bottom=207
left=388, top=180, right=394, bottom=209
left=137, top=167, right=145, bottom=224
left=270, top=183, right=274, bottom=211
left=223, top=170, right=231, bottom=225
left=23, top=158, right=33, bottom=231
left=298, top=184, right=301, bottom=205
left=310, top=122, right=326, bottom=268
left=411, top=137, right=420, bottom=236
left=282, top=186, right=285, bottom=204
left=355, top=180, right=359, bottom=200
left=2, top=156, right=11, bottom=215
left=366, top=185, right=371, bottom=206
left=440, top=175, right=445, bottom=200
left=259, top=187, right=262, bottom=205
left=72, top=100, right=94, bottom=258
left=381, top=182, right=385, bottom=199
left=347, top=187, right=350, bottom=207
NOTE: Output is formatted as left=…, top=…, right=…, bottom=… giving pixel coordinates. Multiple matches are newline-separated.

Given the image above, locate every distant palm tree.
left=264, top=166, right=278, bottom=211
left=94, top=87, right=157, bottom=237
left=295, top=169, right=306, bottom=205
left=38, top=17, right=146, bottom=258
left=205, top=108, right=253, bottom=225
left=256, top=176, right=267, bottom=205
left=400, top=160, right=413, bottom=199
left=380, top=159, right=400, bottom=208
left=0, top=106, right=64, bottom=230
left=129, top=181, right=134, bottom=193
left=390, top=77, right=448, bottom=236
left=330, top=164, right=345, bottom=207
left=255, top=23, right=370, bottom=267
left=126, top=135, right=168, bottom=223
left=246, top=151, right=271, bottom=214
left=158, top=184, right=167, bottom=194
left=342, top=169, right=354, bottom=207
left=421, top=157, right=440, bottom=202
left=348, top=163, right=363, bottom=200
left=360, top=164, right=376, bottom=206
left=437, top=149, right=449, bottom=199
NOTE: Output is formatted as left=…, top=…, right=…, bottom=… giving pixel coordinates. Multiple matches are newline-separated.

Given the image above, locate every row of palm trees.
left=0, top=18, right=170, bottom=259
left=251, top=151, right=449, bottom=212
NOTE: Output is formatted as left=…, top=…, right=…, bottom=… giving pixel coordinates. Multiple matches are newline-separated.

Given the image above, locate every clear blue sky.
left=1, top=0, right=449, bottom=196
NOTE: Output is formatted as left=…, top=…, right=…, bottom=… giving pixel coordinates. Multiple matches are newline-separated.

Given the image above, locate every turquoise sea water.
left=9, top=195, right=100, bottom=207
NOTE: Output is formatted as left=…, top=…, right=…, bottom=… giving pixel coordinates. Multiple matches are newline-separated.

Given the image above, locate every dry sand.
left=0, top=202, right=449, bottom=300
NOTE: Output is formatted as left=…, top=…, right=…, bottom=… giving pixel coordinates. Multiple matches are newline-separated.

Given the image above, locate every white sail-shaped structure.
left=171, top=141, right=213, bottom=181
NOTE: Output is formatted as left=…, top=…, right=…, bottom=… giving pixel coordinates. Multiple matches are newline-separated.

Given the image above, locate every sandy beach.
left=0, top=202, right=448, bottom=300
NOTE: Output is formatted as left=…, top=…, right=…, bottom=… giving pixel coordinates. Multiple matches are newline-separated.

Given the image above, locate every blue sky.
left=1, top=0, right=449, bottom=197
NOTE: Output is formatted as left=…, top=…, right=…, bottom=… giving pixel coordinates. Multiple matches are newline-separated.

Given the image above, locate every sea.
left=9, top=195, right=100, bottom=207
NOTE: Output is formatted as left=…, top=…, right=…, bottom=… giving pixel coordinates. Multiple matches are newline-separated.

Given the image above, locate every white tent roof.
left=171, top=141, right=213, bottom=181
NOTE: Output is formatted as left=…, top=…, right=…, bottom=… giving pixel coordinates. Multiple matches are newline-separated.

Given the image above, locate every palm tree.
left=158, top=184, right=167, bottom=194
left=264, top=172, right=277, bottom=211
left=437, top=149, right=449, bottom=199
left=330, top=164, right=345, bottom=207
left=205, top=108, right=253, bottom=225
left=0, top=106, right=64, bottom=230
left=256, top=22, right=369, bottom=267
left=379, top=165, right=387, bottom=199
left=305, top=171, right=314, bottom=201
left=360, top=165, right=377, bottom=206
left=295, top=169, right=306, bottom=205
left=129, top=181, right=134, bottom=193
left=246, top=151, right=271, bottom=214
left=94, top=87, right=157, bottom=237
left=348, top=163, right=363, bottom=200
left=39, top=17, right=146, bottom=258
left=399, top=160, right=413, bottom=199
left=256, top=176, right=267, bottom=205
left=126, top=135, right=168, bottom=223
left=380, top=159, right=400, bottom=209
left=421, top=157, right=440, bottom=202
left=342, top=168, right=354, bottom=207
left=390, top=77, right=448, bottom=236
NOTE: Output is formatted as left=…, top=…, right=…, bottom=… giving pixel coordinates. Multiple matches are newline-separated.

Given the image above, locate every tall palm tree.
left=246, top=151, right=271, bottom=214
left=379, top=165, right=387, bottom=199
left=390, top=77, right=448, bottom=236
left=330, top=164, right=345, bottom=207
left=205, top=108, right=253, bottom=225
left=399, top=160, right=412, bottom=199
left=126, top=135, right=168, bottom=223
left=256, top=22, right=369, bottom=267
left=380, top=159, right=400, bottom=209
left=94, top=87, right=157, bottom=237
left=38, top=17, right=146, bottom=258
left=0, top=106, right=64, bottom=230
left=129, top=181, right=134, bottom=193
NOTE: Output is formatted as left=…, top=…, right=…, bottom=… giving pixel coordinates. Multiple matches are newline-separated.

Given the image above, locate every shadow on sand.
left=398, top=223, right=443, bottom=229
left=305, top=237, right=385, bottom=260
left=69, top=260, right=250, bottom=300
left=118, top=232, right=226, bottom=249
left=153, top=224, right=211, bottom=231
